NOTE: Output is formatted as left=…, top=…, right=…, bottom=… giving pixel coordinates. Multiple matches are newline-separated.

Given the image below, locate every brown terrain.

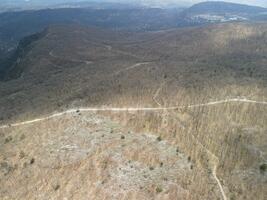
left=0, top=22, right=267, bottom=200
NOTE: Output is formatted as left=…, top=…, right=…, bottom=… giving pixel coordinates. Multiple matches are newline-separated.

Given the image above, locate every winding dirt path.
left=1, top=98, right=266, bottom=129
left=113, top=62, right=152, bottom=75
left=153, top=81, right=167, bottom=106
left=190, top=132, right=227, bottom=200
left=152, top=79, right=175, bottom=106
left=83, top=39, right=140, bottom=59
left=213, top=165, right=228, bottom=200
left=49, top=51, right=93, bottom=64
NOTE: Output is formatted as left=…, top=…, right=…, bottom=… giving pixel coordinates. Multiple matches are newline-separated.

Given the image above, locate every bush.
left=4, top=136, right=13, bottom=144
left=30, top=158, right=35, bottom=164
left=54, top=184, right=60, bottom=191
left=260, top=163, right=266, bottom=173
left=156, top=187, right=163, bottom=193
left=188, top=156, right=191, bottom=162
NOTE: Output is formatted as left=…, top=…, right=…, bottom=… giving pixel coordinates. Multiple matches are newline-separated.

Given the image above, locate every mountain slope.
left=2, top=22, right=267, bottom=117
left=0, top=7, right=181, bottom=52
left=1, top=2, right=267, bottom=65
left=0, top=23, right=266, bottom=200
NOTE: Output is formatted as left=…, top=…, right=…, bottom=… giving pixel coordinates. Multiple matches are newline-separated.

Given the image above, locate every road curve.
left=213, top=165, right=228, bottom=200
left=153, top=81, right=167, bottom=106
left=49, top=51, right=93, bottom=64
left=189, top=131, right=227, bottom=200
left=113, top=62, right=151, bottom=75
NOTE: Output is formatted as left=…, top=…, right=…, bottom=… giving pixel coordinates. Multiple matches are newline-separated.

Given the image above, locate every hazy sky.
left=126, top=0, right=267, bottom=7
left=3, top=0, right=267, bottom=7
left=88, top=0, right=267, bottom=7
left=187, top=0, right=266, bottom=7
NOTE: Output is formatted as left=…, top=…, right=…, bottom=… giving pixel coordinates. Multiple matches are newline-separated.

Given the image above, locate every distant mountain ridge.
left=183, top=1, right=267, bottom=16
left=0, top=0, right=141, bottom=13
left=0, top=7, right=182, bottom=55
left=1, top=1, right=267, bottom=73
left=180, top=1, right=267, bottom=24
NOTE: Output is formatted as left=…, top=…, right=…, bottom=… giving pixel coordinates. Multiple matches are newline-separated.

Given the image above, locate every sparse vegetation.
left=19, top=151, right=25, bottom=159
left=0, top=162, right=14, bottom=175
left=4, top=136, right=12, bottom=144
left=20, top=134, right=26, bottom=140
left=156, top=186, right=163, bottom=193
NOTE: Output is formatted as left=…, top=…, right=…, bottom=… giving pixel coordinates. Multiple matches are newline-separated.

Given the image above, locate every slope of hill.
left=0, top=7, right=182, bottom=64
left=1, top=1, right=267, bottom=66
left=0, top=22, right=266, bottom=199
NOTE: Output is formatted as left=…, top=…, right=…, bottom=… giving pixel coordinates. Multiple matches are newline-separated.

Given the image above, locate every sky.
left=185, top=0, right=267, bottom=7
left=2, top=0, right=267, bottom=8
left=118, top=0, right=267, bottom=7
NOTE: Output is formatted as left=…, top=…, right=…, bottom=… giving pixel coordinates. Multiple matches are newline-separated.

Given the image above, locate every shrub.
left=30, top=158, right=35, bottom=164
left=260, top=163, right=266, bottom=173
left=20, top=134, right=26, bottom=140
left=188, top=156, right=191, bottom=162
left=54, top=184, right=60, bottom=191
left=19, top=151, right=25, bottom=159
left=156, top=187, right=163, bottom=193
left=4, top=136, right=12, bottom=144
